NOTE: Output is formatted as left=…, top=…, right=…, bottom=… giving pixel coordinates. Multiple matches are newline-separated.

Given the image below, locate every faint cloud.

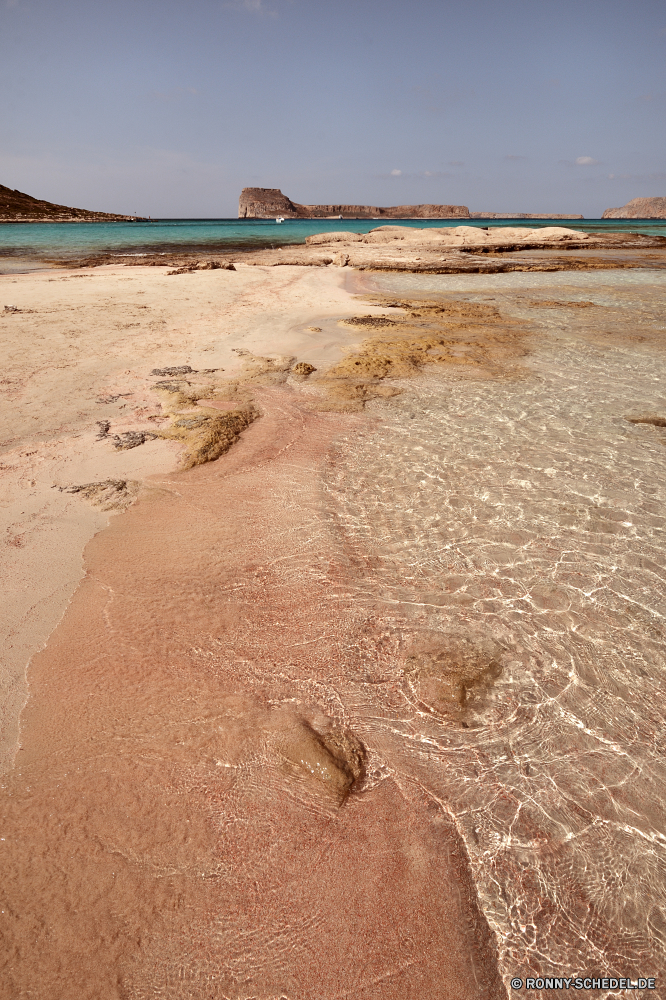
left=607, top=171, right=666, bottom=182
left=5, top=0, right=19, bottom=7
left=223, top=0, right=279, bottom=14
left=376, top=169, right=453, bottom=180
left=504, top=155, right=527, bottom=161
left=559, top=157, right=602, bottom=168
left=448, top=161, right=464, bottom=167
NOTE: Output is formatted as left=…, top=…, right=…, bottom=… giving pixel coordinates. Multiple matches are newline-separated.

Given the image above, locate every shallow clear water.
left=2, top=270, right=665, bottom=996
left=332, top=270, right=666, bottom=984
left=1, top=217, right=665, bottom=265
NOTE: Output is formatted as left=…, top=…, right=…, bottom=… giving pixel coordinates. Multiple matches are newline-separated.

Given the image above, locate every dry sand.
left=0, top=262, right=394, bottom=772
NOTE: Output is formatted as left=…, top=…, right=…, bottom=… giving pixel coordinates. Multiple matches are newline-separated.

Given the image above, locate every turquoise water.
left=1, top=217, right=666, bottom=267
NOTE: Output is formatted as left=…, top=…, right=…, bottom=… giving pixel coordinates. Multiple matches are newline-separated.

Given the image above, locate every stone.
left=150, top=366, right=195, bottom=376
left=305, top=232, right=364, bottom=245
left=111, top=431, right=158, bottom=450
left=55, top=479, right=140, bottom=511
left=291, top=362, right=316, bottom=377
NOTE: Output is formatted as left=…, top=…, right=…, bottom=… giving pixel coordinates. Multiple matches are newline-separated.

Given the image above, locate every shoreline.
left=0, top=263, right=389, bottom=772
left=2, top=261, right=666, bottom=995
left=3, top=221, right=666, bottom=277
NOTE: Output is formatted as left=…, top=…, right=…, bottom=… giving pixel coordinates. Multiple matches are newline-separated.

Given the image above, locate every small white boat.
left=275, top=216, right=284, bottom=223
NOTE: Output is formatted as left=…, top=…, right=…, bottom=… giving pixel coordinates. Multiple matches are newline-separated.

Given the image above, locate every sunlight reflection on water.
left=327, top=270, right=666, bottom=983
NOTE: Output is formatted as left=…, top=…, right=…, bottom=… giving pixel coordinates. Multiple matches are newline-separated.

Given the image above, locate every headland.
left=602, top=196, right=666, bottom=218
left=0, top=182, right=143, bottom=223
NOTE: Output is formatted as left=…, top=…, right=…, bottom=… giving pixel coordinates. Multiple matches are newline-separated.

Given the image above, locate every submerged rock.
left=273, top=714, right=366, bottom=805
left=403, top=635, right=504, bottom=721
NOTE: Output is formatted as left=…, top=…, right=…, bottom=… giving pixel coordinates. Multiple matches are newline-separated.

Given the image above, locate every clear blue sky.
left=1, top=0, right=665, bottom=217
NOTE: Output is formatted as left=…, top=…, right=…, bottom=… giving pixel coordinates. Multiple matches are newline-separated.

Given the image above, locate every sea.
left=1, top=217, right=666, bottom=271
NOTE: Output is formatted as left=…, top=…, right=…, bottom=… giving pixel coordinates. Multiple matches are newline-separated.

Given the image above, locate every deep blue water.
left=1, top=217, right=665, bottom=267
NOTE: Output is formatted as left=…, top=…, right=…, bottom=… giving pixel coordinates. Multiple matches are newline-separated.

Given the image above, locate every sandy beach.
left=0, top=263, right=384, bottom=768
left=2, top=259, right=666, bottom=997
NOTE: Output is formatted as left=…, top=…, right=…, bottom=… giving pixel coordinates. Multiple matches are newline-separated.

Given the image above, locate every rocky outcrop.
left=238, top=188, right=301, bottom=219
left=228, top=224, right=666, bottom=272
left=238, top=187, right=469, bottom=219
left=0, top=183, right=141, bottom=222
left=306, top=224, right=595, bottom=249
left=602, top=197, right=666, bottom=219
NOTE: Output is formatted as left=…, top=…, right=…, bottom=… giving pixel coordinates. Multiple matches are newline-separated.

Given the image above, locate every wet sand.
left=3, top=389, right=504, bottom=998
left=2, top=262, right=666, bottom=997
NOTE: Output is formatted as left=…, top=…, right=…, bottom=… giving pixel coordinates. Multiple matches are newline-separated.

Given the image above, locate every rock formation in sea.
left=470, top=212, right=584, bottom=219
left=238, top=187, right=470, bottom=219
left=228, top=224, right=666, bottom=272
left=0, top=183, right=141, bottom=223
left=602, top=196, right=666, bottom=219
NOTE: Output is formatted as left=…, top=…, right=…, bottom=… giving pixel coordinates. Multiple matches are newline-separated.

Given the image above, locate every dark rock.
left=292, top=362, right=316, bottom=377
left=151, top=366, right=195, bottom=376
left=111, top=431, right=158, bottom=450
left=54, top=479, right=139, bottom=510
left=626, top=413, right=666, bottom=427
left=153, top=381, right=188, bottom=392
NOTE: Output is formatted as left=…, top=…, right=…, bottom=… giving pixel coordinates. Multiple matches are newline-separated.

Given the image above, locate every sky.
left=1, top=0, right=665, bottom=218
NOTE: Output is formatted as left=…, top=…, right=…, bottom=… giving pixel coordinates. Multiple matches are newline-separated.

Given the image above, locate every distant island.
left=602, top=197, right=666, bottom=219
left=238, top=188, right=584, bottom=221
left=0, top=184, right=141, bottom=223
left=239, top=187, right=469, bottom=219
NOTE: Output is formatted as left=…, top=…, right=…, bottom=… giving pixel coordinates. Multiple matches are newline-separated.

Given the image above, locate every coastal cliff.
left=602, top=197, right=666, bottom=219
left=238, top=187, right=469, bottom=219
left=0, top=184, right=140, bottom=223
